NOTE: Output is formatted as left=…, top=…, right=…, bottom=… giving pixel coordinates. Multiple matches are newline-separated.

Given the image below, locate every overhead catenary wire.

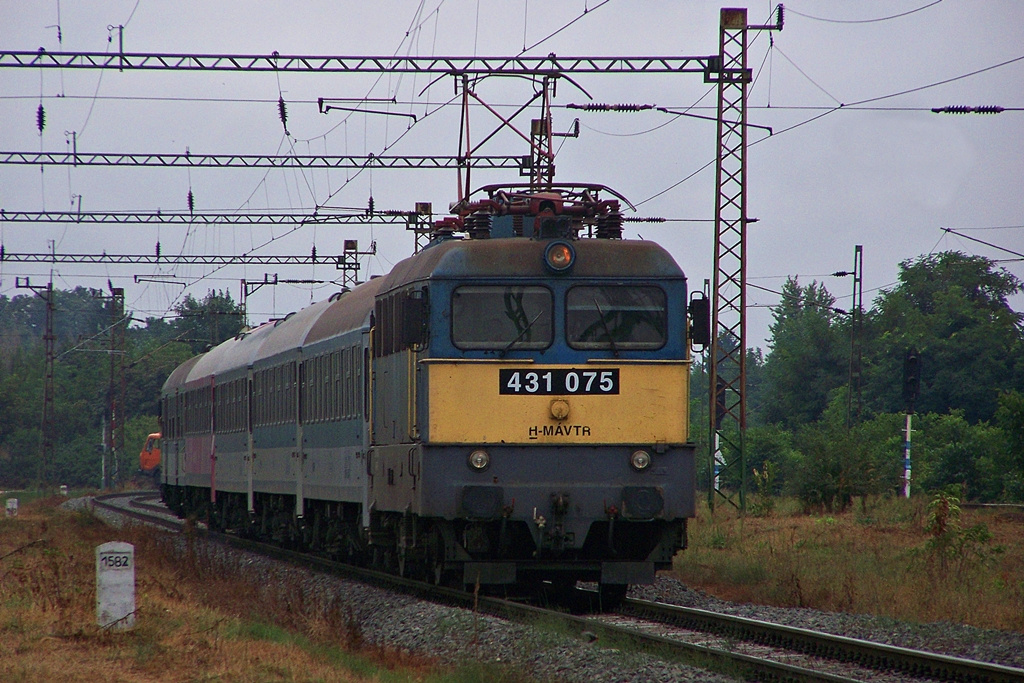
left=4, top=5, right=1022, bottom=331
left=636, top=51, right=1024, bottom=206
left=941, top=227, right=1024, bottom=260
left=518, top=0, right=612, bottom=56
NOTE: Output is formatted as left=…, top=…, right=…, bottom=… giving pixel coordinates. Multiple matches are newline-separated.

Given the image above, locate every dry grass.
left=0, top=496, right=519, bottom=682
left=673, top=495, right=1024, bottom=632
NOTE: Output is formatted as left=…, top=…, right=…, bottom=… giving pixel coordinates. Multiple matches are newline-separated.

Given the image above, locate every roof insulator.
left=622, top=216, right=665, bottom=223
left=278, top=96, right=290, bottom=135
left=566, top=102, right=654, bottom=112
left=931, top=105, right=1004, bottom=114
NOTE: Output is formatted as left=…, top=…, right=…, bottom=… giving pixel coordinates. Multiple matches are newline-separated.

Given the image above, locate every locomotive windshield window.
left=566, top=285, right=667, bottom=350
left=452, top=285, right=553, bottom=350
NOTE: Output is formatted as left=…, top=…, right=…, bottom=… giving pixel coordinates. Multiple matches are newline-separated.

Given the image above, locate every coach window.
left=566, top=285, right=667, bottom=350
left=451, top=285, right=553, bottom=350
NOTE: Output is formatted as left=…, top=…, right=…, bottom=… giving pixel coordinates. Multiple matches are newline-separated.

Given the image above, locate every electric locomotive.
left=160, top=184, right=706, bottom=605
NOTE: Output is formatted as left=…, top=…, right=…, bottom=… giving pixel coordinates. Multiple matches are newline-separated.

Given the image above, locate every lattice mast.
left=847, top=245, right=864, bottom=427
left=107, top=283, right=127, bottom=487
left=14, top=276, right=56, bottom=488
left=709, top=7, right=782, bottom=512
left=530, top=76, right=557, bottom=190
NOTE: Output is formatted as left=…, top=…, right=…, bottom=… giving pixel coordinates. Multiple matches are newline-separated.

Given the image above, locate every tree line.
left=691, top=251, right=1024, bottom=508
left=0, top=289, right=243, bottom=488
left=1, top=250, right=1021, bottom=504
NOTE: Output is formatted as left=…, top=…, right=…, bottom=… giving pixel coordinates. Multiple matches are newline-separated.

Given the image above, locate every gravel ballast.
left=71, top=496, right=1024, bottom=682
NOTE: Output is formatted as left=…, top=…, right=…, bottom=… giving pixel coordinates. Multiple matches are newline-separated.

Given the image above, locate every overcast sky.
left=1, top=0, right=1022, bottom=349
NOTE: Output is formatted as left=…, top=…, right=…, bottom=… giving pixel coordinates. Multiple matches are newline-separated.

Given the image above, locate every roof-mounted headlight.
left=544, top=240, right=575, bottom=272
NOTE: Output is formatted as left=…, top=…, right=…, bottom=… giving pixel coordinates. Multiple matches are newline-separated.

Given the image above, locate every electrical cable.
left=771, top=44, right=843, bottom=106
left=639, top=50, right=1024, bottom=207
left=786, top=1, right=943, bottom=25
left=845, top=53, right=1024, bottom=108
left=516, top=0, right=610, bottom=56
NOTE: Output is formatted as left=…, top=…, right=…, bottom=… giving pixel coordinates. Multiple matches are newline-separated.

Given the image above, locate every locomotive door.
left=362, top=331, right=372, bottom=529
left=294, top=358, right=305, bottom=519
left=246, top=368, right=255, bottom=514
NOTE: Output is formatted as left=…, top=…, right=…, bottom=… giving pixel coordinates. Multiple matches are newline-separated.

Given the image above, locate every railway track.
left=93, top=492, right=1024, bottom=683
left=601, top=599, right=1024, bottom=683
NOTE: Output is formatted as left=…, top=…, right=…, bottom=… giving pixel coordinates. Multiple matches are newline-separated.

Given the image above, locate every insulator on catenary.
left=155, top=242, right=161, bottom=259
left=621, top=216, right=665, bottom=223
left=37, top=104, right=46, bottom=133
left=278, top=96, right=290, bottom=135
left=187, top=189, right=195, bottom=214
left=566, top=103, right=654, bottom=112
left=931, top=105, right=1004, bottom=114
left=311, top=245, right=317, bottom=262
left=367, top=196, right=374, bottom=216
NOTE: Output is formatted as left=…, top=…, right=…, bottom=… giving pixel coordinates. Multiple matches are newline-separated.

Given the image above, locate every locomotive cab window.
left=566, top=285, right=668, bottom=350
left=451, top=285, right=553, bottom=350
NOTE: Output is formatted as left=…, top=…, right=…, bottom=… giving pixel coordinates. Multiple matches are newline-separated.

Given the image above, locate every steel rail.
left=0, top=51, right=714, bottom=74
left=0, top=151, right=524, bottom=169
left=617, top=598, right=1024, bottom=683
left=0, top=210, right=423, bottom=226
left=88, top=492, right=951, bottom=683
left=93, top=491, right=182, bottom=531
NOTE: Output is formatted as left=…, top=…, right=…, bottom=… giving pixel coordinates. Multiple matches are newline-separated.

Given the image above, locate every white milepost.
left=5, top=498, right=17, bottom=517
left=96, top=541, right=135, bottom=630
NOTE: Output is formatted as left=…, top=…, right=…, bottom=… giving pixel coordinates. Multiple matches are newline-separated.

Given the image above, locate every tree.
left=762, top=278, right=848, bottom=428
left=125, top=325, right=195, bottom=417
left=911, top=411, right=1007, bottom=502
left=863, top=252, right=1024, bottom=423
left=994, top=390, right=1024, bottom=500
left=172, top=290, right=245, bottom=354
left=0, top=286, right=215, bottom=488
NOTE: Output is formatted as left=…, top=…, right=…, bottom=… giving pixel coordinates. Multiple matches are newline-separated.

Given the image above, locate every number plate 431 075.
left=499, top=368, right=619, bottom=395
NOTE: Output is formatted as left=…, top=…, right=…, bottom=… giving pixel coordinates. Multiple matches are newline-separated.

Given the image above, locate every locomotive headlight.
left=468, top=448, right=490, bottom=471
left=630, top=449, right=652, bottom=471
left=544, top=240, right=575, bottom=272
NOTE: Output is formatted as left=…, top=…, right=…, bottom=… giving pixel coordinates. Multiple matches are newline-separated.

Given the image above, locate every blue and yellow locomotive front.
left=368, top=235, right=696, bottom=590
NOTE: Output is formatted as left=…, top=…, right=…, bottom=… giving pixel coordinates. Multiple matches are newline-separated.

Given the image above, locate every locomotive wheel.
left=531, top=577, right=579, bottom=609
left=425, top=527, right=458, bottom=587
left=598, top=583, right=628, bottom=611
left=397, top=547, right=407, bottom=578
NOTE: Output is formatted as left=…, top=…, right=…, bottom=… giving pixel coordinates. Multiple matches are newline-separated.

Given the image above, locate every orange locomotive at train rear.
left=139, top=433, right=161, bottom=473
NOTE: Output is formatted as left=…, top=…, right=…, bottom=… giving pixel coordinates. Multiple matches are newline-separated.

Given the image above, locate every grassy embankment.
left=0, top=495, right=528, bottom=682
left=673, top=494, right=1024, bottom=632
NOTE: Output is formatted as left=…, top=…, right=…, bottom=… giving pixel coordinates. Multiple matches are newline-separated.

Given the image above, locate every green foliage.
left=922, top=486, right=1004, bottom=580
left=909, top=412, right=1006, bottom=501
left=863, top=252, right=1023, bottom=422
left=749, top=460, right=777, bottom=516
left=173, top=289, right=245, bottom=354
left=0, top=287, right=231, bottom=488
left=763, top=278, right=848, bottom=428
left=995, top=391, right=1024, bottom=464
left=746, top=424, right=797, bottom=493
left=778, top=393, right=899, bottom=511
left=126, top=333, right=194, bottom=416
left=751, top=251, right=1024, bottom=504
